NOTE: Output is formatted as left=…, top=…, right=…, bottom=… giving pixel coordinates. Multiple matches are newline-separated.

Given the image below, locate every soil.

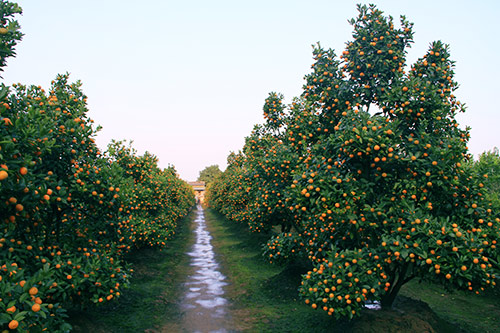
left=349, top=296, right=466, bottom=333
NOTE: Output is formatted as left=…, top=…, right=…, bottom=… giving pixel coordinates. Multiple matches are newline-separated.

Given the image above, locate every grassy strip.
left=401, top=280, right=500, bottom=333
left=67, top=209, right=196, bottom=332
left=204, top=209, right=500, bottom=333
left=204, top=209, right=348, bottom=332
left=66, top=208, right=500, bottom=332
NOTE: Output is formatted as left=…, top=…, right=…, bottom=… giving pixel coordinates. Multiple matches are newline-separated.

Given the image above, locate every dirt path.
left=178, top=205, right=232, bottom=332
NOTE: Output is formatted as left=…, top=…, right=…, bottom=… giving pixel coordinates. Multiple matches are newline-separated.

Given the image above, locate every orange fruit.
left=8, top=320, right=19, bottom=329
left=29, top=287, right=38, bottom=295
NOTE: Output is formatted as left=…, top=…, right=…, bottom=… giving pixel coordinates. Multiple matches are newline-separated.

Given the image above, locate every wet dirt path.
left=179, top=205, right=232, bottom=332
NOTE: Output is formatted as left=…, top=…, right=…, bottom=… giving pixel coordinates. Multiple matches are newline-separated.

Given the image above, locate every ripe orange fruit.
left=29, top=287, right=38, bottom=295
left=8, top=320, right=19, bottom=329
left=32, top=303, right=41, bottom=312
left=0, top=170, right=8, bottom=180
left=20, top=167, right=28, bottom=175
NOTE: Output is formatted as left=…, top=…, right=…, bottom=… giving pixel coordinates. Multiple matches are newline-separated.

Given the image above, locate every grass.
left=204, top=209, right=500, bottom=333
left=400, top=279, right=500, bottom=333
left=67, top=208, right=500, bottom=332
left=67, top=209, right=196, bottom=332
left=203, top=209, right=351, bottom=332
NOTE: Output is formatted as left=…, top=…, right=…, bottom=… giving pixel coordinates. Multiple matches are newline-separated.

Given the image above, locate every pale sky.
left=3, top=1, right=499, bottom=181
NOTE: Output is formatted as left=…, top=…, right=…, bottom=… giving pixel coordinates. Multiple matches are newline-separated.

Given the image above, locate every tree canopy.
left=207, top=3, right=499, bottom=320
left=197, top=164, right=222, bottom=184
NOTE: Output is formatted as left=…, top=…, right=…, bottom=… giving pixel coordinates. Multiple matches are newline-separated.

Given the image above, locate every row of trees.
left=207, top=4, right=499, bottom=320
left=0, top=2, right=194, bottom=331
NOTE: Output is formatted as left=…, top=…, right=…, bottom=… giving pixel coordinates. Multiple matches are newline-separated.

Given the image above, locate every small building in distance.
left=188, top=181, right=206, bottom=204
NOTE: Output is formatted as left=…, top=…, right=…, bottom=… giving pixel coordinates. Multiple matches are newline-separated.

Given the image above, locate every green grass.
left=203, top=209, right=351, bottom=332
left=401, top=280, right=500, bottom=333
left=204, top=209, right=500, bottom=333
left=67, top=209, right=196, bottom=332
left=67, top=208, right=500, bottom=332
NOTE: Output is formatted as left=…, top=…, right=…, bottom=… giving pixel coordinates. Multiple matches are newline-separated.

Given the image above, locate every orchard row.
left=0, top=2, right=194, bottom=331
left=207, top=4, right=499, bottom=320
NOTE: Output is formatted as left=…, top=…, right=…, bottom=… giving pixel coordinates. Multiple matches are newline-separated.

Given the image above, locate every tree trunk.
left=380, top=263, right=414, bottom=309
left=380, top=283, right=402, bottom=309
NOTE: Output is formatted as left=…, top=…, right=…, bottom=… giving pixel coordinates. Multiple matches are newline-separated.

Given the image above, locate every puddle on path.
left=180, top=205, right=231, bottom=332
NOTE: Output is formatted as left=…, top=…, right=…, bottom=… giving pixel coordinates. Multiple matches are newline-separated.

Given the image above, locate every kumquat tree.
left=0, top=1, right=194, bottom=331
left=108, top=140, right=195, bottom=251
left=207, top=4, right=499, bottom=320
left=206, top=151, right=252, bottom=225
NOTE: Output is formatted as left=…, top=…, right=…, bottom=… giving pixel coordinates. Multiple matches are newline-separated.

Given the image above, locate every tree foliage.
left=197, top=164, right=222, bottom=185
left=207, top=4, right=499, bottom=320
left=0, top=1, right=194, bottom=331
left=469, top=148, right=500, bottom=216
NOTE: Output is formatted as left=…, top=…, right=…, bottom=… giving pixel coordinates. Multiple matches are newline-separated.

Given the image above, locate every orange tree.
left=107, top=141, right=194, bottom=251
left=0, top=3, right=79, bottom=330
left=206, top=152, right=253, bottom=225
left=210, top=4, right=499, bottom=320
left=468, top=148, right=500, bottom=218
left=0, top=0, right=22, bottom=74
left=1, top=75, right=131, bottom=331
left=241, top=92, right=300, bottom=234
left=0, top=1, right=195, bottom=330
left=291, top=5, right=498, bottom=318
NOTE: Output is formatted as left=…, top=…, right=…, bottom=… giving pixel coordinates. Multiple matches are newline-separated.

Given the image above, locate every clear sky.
left=3, top=0, right=499, bottom=181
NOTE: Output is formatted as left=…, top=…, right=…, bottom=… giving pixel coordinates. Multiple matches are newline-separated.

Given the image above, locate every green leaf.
left=14, top=311, right=27, bottom=321
left=19, top=293, right=29, bottom=303
left=0, top=313, right=11, bottom=325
